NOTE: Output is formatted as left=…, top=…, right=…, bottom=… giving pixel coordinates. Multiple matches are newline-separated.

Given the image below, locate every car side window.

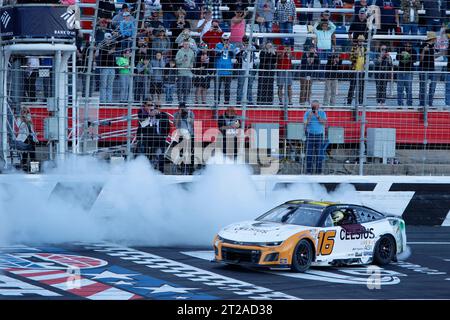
left=323, top=214, right=334, bottom=228
left=329, top=208, right=358, bottom=227
left=355, top=207, right=383, bottom=223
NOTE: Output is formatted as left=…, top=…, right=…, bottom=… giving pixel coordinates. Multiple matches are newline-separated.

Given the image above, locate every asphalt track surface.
left=0, top=226, right=449, bottom=300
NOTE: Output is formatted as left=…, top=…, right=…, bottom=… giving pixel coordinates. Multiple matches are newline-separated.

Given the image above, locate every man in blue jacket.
left=304, top=100, right=327, bottom=174
left=215, top=33, right=239, bottom=105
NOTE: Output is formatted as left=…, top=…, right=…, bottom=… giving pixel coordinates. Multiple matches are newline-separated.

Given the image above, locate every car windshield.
left=256, top=204, right=324, bottom=227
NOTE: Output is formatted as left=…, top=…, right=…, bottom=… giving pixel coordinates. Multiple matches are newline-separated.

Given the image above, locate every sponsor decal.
left=340, top=228, right=375, bottom=240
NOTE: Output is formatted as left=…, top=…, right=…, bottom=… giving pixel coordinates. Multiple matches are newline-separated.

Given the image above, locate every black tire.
left=291, top=239, right=313, bottom=273
left=373, top=235, right=396, bottom=266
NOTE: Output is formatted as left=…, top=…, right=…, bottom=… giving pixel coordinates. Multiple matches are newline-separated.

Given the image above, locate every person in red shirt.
left=202, top=20, right=224, bottom=49
left=277, top=45, right=293, bottom=105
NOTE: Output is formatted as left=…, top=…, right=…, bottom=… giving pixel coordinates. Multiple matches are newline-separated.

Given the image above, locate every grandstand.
left=0, top=0, right=449, bottom=175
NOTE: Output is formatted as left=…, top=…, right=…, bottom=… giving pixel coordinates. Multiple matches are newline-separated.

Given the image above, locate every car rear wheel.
left=291, top=239, right=313, bottom=273
left=373, top=235, right=396, bottom=265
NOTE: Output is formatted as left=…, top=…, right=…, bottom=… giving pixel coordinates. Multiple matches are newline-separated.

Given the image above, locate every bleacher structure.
left=0, top=0, right=449, bottom=175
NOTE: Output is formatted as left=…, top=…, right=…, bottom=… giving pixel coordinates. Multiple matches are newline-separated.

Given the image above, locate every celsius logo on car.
left=340, top=228, right=375, bottom=240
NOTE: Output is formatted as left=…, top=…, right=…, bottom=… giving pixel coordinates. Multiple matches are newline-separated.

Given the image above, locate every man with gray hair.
left=303, top=100, right=327, bottom=174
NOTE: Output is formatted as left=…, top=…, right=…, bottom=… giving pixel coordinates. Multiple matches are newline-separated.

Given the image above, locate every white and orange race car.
left=213, top=200, right=407, bottom=272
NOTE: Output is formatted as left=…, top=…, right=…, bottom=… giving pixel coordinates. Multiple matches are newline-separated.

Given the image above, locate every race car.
left=213, top=200, right=407, bottom=272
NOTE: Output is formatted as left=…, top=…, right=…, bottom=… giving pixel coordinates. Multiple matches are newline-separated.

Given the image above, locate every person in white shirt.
left=14, top=107, right=39, bottom=169
left=197, top=8, right=213, bottom=41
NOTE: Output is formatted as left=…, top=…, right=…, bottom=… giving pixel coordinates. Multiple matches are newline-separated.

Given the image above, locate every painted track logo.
left=0, top=252, right=107, bottom=270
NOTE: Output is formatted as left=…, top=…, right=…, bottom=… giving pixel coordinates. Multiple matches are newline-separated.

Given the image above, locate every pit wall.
left=1, top=175, right=449, bottom=226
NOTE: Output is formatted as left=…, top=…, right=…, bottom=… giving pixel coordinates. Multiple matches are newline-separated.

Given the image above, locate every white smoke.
left=0, top=155, right=364, bottom=246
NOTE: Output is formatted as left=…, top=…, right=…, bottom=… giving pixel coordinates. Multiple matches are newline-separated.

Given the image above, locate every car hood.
left=218, top=220, right=313, bottom=243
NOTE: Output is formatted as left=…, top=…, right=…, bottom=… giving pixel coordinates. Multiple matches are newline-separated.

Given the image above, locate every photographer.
left=218, top=106, right=241, bottom=159
left=173, top=103, right=195, bottom=174
left=14, top=107, right=39, bottom=171
left=419, top=32, right=438, bottom=107
left=304, top=100, right=327, bottom=175
left=202, top=20, right=224, bottom=50
left=374, top=44, right=393, bottom=107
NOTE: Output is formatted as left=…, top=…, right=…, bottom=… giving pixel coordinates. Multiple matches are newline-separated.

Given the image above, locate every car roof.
left=284, top=199, right=339, bottom=207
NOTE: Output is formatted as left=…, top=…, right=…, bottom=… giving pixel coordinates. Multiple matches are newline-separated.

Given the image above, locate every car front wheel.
left=373, top=235, right=396, bottom=265
left=291, top=239, right=313, bottom=273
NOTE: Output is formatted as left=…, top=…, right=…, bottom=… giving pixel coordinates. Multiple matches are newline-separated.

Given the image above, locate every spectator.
left=354, top=0, right=369, bottom=15
left=136, top=55, right=151, bottom=102
left=348, top=8, right=369, bottom=41
left=181, top=0, right=202, bottom=25
left=215, top=33, right=238, bottom=104
left=197, top=8, right=213, bottom=39
left=218, top=106, right=241, bottom=159
left=235, top=36, right=257, bottom=105
left=14, top=107, right=39, bottom=170
left=230, top=7, right=248, bottom=46
left=173, top=102, right=195, bottom=173
left=96, top=18, right=112, bottom=44
left=76, top=30, right=91, bottom=97
left=313, top=19, right=337, bottom=61
left=193, top=44, right=212, bottom=105
left=374, top=0, right=400, bottom=35
left=256, top=0, right=275, bottom=34
left=347, top=35, right=366, bottom=105
left=111, top=4, right=130, bottom=29
left=163, top=59, right=178, bottom=103
left=119, top=12, right=136, bottom=49
left=175, top=40, right=196, bottom=103
left=98, top=0, right=116, bottom=21
left=97, top=33, right=116, bottom=103
left=151, top=52, right=165, bottom=104
left=143, top=0, right=162, bottom=20
left=304, top=100, right=327, bottom=174
left=396, top=42, right=416, bottom=107
left=257, top=41, right=277, bottom=105
left=202, top=20, right=224, bottom=50
left=419, top=32, right=438, bottom=107
left=144, top=10, right=165, bottom=37
left=299, top=47, right=320, bottom=105
left=136, top=37, right=151, bottom=63
left=420, top=0, right=444, bottom=34
left=161, top=0, right=176, bottom=28
left=24, top=57, right=39, bottom=102
left=275, top=0, right=297, bottom=46
left=374, top=44, right=393, bottom=106
left=116, top=48, right=132, bottom=102
left=170, top=8, right=191, bottom=46
left=151, top=26, right=172, bottom=59
left=400, top=0, right=421, bottom=35
left=323, top=53, right=341, bottom=106
left=175, top=29, right=198, bottom=51
left=277, top=45, right=293, bottom=105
